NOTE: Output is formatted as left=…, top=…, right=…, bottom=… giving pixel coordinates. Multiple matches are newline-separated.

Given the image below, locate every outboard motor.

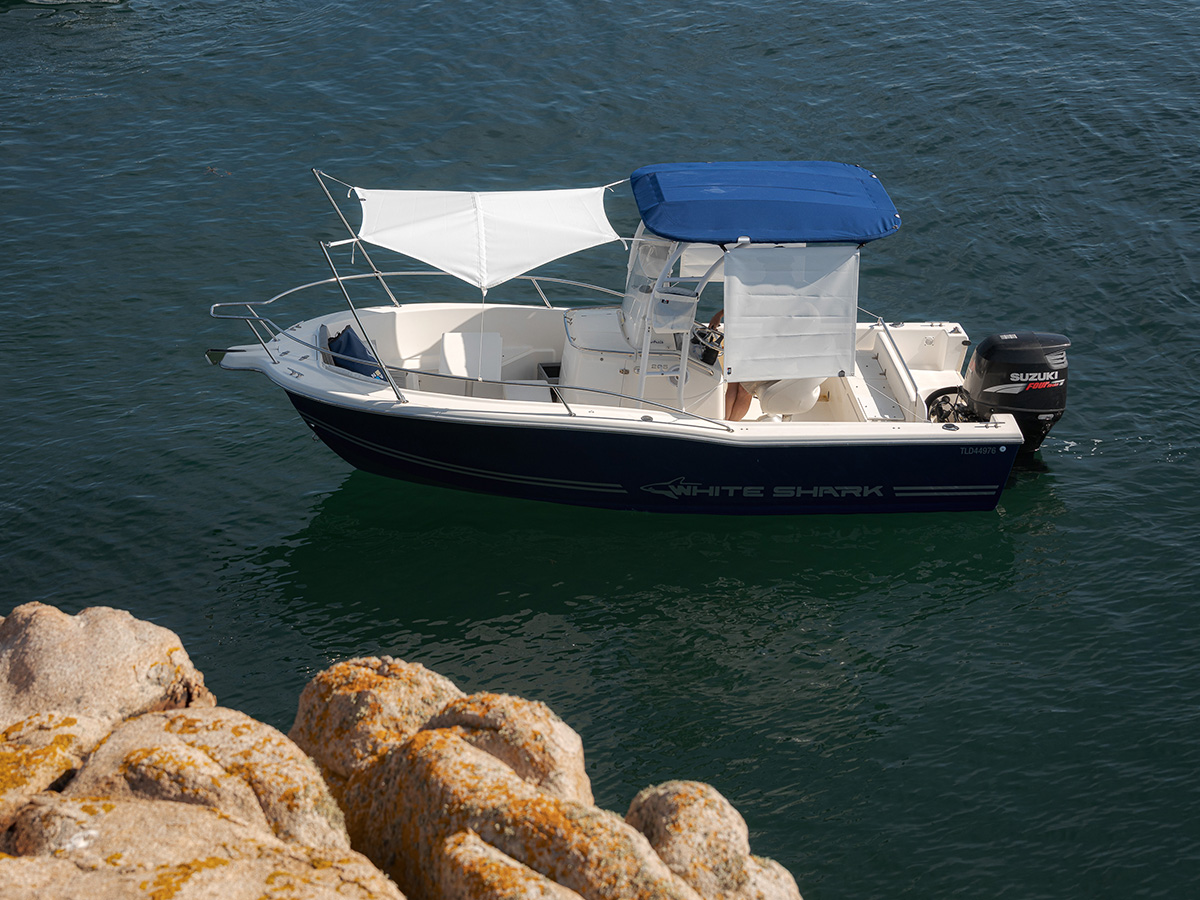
left=960, top=332, right=1070, bottom=453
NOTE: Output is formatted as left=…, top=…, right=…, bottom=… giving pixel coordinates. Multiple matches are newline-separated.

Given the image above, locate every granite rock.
left=64, top=706, right=350, bottom=850
left=0, top=712, right=111, bottom=832
left=426, top=692, right=593, bottom=805
left=0, top=604, right=802, bottom=900
left=289, top=656, right=463, bottom=788
left=0, top=603, right=215, bottom=728
left=0, top=605, right=404, bottom=899
left=0, top=856, right=129, bottom=900
left=437, top=829, right=586, bottom=900
left=625, top=780, right=801, bottom=900
left=292, top=654, right=805, bottom=900
left=4, top=794, right=403, bottom=900
left=353, top=727, right=702, bottom=900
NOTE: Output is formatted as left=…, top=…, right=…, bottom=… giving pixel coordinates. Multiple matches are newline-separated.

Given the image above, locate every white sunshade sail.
left=722, top=245, right=860, bottom=383
left=353, top=186, right=621, bottom=291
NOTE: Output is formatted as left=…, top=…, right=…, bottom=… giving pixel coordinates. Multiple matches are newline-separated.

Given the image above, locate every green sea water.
left=2, top=1, right=1198, bottom=897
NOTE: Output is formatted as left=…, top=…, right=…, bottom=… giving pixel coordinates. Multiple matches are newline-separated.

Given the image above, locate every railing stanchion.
left=318, top=243, right=406, bottom=404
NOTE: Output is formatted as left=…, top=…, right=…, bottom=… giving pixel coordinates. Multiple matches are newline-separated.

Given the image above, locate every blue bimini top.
left=629, top=161, right=901, bottom=245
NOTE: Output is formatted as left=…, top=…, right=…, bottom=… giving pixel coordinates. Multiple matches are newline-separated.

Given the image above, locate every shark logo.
left=640, top=478, right=770, bottom=499
left=641, top=477, right=697, bottom=498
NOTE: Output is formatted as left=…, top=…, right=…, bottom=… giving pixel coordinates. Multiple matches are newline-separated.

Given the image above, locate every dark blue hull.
left=288, top=393, right=1018, bottom=514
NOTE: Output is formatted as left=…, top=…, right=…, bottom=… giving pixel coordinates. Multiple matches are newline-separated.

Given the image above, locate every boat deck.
left=278, top=303, right=972, bottom=428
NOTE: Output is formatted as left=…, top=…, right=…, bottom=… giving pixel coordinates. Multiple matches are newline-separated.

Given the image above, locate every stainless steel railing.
left=209, top=272, right=732, bottom=432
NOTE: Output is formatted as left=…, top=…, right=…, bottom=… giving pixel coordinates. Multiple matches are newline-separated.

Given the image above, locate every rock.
left=625, top=781, right=750, bottom=897
left=4, top=793, right=404, bottom=899
left=289, top=656, right=463, bottom=788
left=0, top=603, right=215, bottom=728
left=0, top=604, right=407, bottom=899
left=437, top=829, right=585, bottom=900
left=292, top=655, right=805, bottom=900
left=0, top=712, right=111, bottom=832
left=625, top=781, right=801, bottom=900
left=353, top=728, right=701, bottom=900
left=0, top=856, right=129, bottom=900
left=425, top=692, right=593, bottom=805
left=63, top=707, right=350, bottom=851
left=744, top=856, right=805, bottom=900
left=0, top=605, right=804, bottom=900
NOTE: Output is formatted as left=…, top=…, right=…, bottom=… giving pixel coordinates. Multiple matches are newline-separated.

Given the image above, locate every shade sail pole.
left=472, top=192, right=488, bottom=293
left=314, top=169, right=401, bottom=306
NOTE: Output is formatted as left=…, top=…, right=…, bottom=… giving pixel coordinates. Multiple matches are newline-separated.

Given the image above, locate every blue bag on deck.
left=327, top=327, right=384, bottom=380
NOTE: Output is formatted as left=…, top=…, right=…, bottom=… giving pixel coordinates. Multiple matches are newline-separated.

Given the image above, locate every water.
left=3, top=1, right=1199, bottom=897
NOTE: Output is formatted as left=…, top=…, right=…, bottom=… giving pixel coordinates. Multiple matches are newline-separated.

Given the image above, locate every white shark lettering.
left=640, top=478, right=882, bottom=500
left=772, top=485, right=884, bottom=499
left=640, top=478, right=765, bottom=498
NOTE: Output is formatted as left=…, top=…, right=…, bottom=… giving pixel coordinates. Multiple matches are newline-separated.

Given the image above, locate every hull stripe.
left=894, top=485, right=999, bottom=496
left=309, top=415, right=628, bottom=494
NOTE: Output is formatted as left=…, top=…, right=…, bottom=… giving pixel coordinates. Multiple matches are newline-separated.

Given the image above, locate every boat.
left=207, top=161, right=1069, bottom=514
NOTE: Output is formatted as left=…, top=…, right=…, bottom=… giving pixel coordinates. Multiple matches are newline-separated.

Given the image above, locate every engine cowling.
left=961, top=331, right=1070, bottom=453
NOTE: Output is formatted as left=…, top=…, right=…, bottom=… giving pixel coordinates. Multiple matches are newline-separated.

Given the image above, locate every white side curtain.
left=722, top=245, right=860, bottom=382
left=354, top=186, right=620, bottom=291
left=678, top=243, right=724, bottom=279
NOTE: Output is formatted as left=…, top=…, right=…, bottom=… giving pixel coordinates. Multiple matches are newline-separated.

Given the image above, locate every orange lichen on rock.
left=291, top=654, right=804, bottom=900
left=439, top=829, right=585, bottom=900
left=626, top=780, right=801, bottom=900
left=65, top=707, right=351, bottom=852
left=425, top=692, right=593, bottom=805
left=288, top=656, right=464, bottom=789
left=1, top=713, right=80, bottom=741
left=0, top=712, right=113, bottom=831
left=3, top=795, right=404, bottom=899
left=348, top=727, right=700, bottom=900
left=139, top=855, right=230, bottom=900
left=1, top=603, right=803, bottom=900
left=0, top=604, right=405, bottom=899
left=0, top=734, right=74, bottom=793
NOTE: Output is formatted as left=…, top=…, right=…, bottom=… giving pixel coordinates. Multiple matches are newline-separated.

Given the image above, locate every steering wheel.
left=692, top=325, right=723, bottom=352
